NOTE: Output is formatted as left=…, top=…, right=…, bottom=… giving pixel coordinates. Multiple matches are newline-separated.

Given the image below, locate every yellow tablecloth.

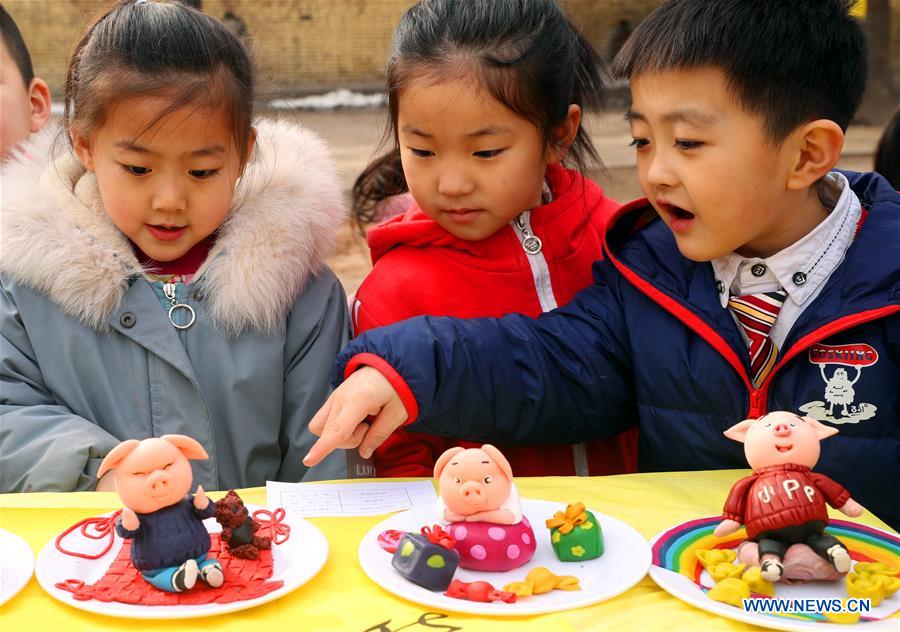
left=0, top=470, right=896, bottom=631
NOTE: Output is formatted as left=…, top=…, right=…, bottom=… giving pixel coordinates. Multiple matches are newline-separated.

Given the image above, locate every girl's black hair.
left=352, top=0, right=605, bottom=226
left=64, top=0, right=254, bottom=162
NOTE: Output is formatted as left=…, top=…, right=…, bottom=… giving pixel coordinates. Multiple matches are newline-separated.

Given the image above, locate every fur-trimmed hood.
left=0, top=119, right=345, bottom=333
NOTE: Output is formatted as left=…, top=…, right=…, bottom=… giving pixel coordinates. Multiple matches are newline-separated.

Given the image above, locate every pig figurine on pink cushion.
left=97, top=435, right=225, bottom=593
left=714, top=412, right=864, bottom=583
left=434, top=445, right=536, bottom=572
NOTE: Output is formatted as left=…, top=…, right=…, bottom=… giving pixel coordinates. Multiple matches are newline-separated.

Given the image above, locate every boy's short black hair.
left=0, top=4, right=35, bottom=86
left=612, top=0, right=867, bottom=140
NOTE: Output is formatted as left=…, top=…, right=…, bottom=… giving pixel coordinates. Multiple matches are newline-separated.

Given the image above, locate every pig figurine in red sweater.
left=714, top=412, right=864, bottom=582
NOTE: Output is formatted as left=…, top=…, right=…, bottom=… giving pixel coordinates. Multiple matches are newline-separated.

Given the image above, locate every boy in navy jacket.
left=305, top=0, right=899, bottom=529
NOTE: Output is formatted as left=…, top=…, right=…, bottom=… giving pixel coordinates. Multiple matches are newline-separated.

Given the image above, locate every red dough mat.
left=55, top=510, right=288, bottom=606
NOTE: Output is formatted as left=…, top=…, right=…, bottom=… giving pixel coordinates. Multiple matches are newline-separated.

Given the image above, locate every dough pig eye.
left=484, top=475, right=492, bottom=484
left=454, top=477, right=461, bottom=484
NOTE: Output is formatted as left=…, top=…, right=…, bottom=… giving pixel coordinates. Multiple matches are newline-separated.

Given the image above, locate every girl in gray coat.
left=0, top=0, right=349, bottom=491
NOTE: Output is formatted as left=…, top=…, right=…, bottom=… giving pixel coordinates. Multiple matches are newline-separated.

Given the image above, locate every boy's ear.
left=28, top=78, right=52, bottom=134
left=70, top=128, right=95, bottom=172
left=785, top=119, right=844, bottom=191
left=548, top=104, right=582, bottom=164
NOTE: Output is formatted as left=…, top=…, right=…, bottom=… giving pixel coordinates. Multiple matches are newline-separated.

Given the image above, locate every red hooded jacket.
left=352, top=165, right=638, bottom=478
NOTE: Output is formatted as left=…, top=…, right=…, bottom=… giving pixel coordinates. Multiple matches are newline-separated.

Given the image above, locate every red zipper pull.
left=748, top=390, right=765, bottom=418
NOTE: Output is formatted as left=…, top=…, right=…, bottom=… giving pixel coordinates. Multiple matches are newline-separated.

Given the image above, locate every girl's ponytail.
left=351, top=147, right=408, bottom=228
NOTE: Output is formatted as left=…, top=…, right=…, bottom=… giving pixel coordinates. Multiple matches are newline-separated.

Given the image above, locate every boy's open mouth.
left=671, top=206, right=694, bottom=220
left=656, top=201, right=695, bottom=231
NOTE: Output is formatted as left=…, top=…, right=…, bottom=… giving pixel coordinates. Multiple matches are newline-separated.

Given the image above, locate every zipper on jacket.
left=513, top=211, right=557, bottom=313
left=748, top=390, right=765, bottom=418
left=513, top=211, right=592, bottom=475
left=163, top=282, right=196, bottom=330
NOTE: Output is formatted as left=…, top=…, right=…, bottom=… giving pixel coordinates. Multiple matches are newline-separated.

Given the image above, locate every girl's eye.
left=189, top=169, right=218, bottom=179
left=409, top=148, right=434, bottom=158
left=123, top=165, right=150, bottom=176
left=629, top=138, right=649, bottom=149
left=473, top=149, right=503, bottom=158
left=674, top=139, right=703, bottom=150
left=484, top=475, right=492, bottom=484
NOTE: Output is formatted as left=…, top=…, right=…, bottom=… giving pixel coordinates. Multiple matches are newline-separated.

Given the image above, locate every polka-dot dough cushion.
left=450, top=517, right=536, bottom=571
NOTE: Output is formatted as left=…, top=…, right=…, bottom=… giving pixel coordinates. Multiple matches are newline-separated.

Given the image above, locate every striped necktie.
left=727, top=290, right=787, bottom=387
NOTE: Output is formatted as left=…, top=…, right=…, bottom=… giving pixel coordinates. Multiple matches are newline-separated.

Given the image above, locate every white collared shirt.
left=711, top=172, right=862, bottom=349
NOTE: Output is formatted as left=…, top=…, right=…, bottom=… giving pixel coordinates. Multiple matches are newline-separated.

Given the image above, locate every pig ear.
left=97, top=439, right=140, bottom=478
left=433, top=447, right=465, bottom=479
left=481, top=444, right=513, bottom=480
left=803, top=417, right=839, bottom=440
left=161, top=434, right=209, bottom=461
left=723, top=418, right=755, bottom=444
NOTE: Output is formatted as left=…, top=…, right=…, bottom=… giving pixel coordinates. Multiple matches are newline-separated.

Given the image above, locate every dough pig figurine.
left=97, top=435, right=224, bottom=593
left=435, top=444, right=522, bottom=524
left=714, top=412, right=863, bottom=582
left=434, top=444, right=536, bottom=572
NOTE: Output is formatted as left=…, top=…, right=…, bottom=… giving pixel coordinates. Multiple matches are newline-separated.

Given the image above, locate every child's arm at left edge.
left=278, top=267, right=351, bottom=482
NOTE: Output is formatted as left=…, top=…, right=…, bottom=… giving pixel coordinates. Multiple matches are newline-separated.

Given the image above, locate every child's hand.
left=303, top=366, right=408, bottom=466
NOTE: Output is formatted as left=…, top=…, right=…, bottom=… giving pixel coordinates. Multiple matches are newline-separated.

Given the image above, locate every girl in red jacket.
left=350, top=0, right=636, bottom=478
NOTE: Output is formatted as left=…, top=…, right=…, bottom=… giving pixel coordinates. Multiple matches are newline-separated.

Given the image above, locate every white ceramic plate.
left=35, top=505, right=327, bottom=619
left=648, top=517, right=900, bottom=631
left=359, top=498, right=650, bottom=615
left=0, top=527, right=35, bottom=605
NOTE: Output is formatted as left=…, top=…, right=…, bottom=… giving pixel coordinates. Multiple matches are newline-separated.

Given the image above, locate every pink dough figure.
left=434, top=445, right=536, bottom=571
left=714, top=412, right=864, bottom=583
left=97, top=435, right=224, bottom=593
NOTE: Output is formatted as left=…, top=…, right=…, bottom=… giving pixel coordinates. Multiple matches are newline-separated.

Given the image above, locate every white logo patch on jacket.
left=799, top=343, right=878, bottom=424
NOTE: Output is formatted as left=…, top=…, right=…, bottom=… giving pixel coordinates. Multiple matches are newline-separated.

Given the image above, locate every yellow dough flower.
left=853, top=562, right=899, bottom=578
left=696, top=548, right=737, bottom=569
left=708, top=561, right=746, bottom=582
left=707, top=578, right=750, bottom=608
left=845, top=572, right=900, bottom=607
left=741, top=566, right=775, bottom=597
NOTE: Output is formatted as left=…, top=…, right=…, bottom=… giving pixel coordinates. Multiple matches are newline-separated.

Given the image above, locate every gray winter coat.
left=0, top=121, right=350, bottom=491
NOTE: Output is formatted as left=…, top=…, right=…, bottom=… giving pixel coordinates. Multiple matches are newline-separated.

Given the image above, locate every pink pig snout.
left=460, top=480, right=486, bottom=505
left=146, top=469, right=172, bottom=496
left=773, top=421, right=792, bottom=437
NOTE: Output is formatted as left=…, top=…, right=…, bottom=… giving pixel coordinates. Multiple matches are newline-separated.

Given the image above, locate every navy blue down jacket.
left=336, top=171, right=900, bottom=529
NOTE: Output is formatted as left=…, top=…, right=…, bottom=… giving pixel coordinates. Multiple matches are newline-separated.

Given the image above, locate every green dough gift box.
left=546, top=502, right=604, bottom=562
